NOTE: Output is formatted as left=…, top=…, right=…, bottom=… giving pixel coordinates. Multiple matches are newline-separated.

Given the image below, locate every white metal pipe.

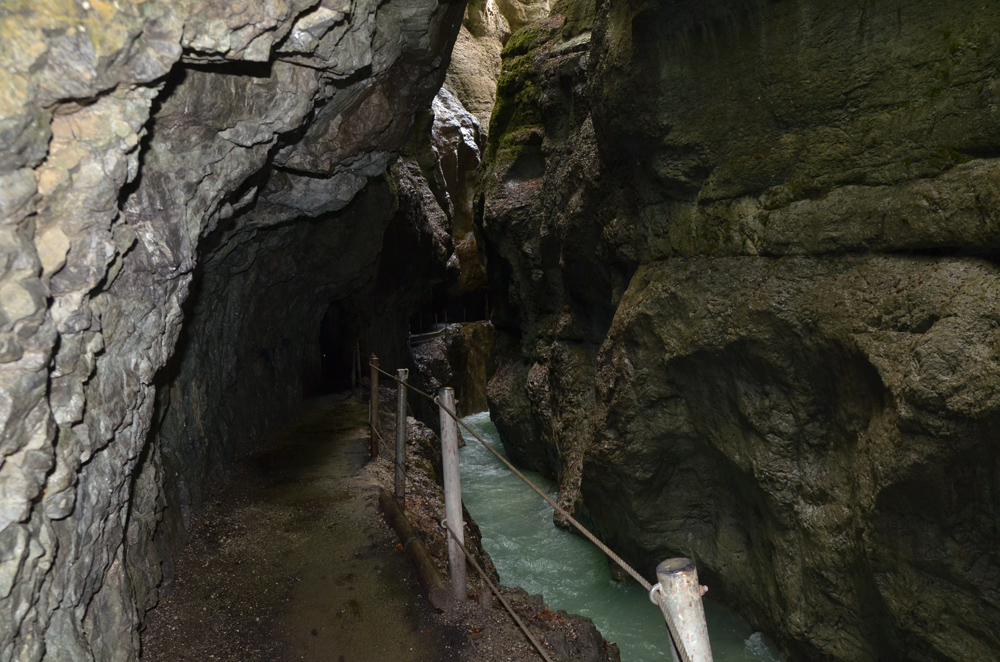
left=655, top=558, right=713, bottom=662
left=438, top=387, right=466, bottom=603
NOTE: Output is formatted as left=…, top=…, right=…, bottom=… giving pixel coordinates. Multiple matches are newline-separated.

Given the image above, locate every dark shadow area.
left=410, top=287, right=488, bottom=334
left=318, top=301, right=361, bottom=394
left=183, top=60, right=273, bottom=77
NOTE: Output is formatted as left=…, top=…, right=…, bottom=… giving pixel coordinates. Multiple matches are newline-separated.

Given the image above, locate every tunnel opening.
left=317, top=300, right=361, bottom=394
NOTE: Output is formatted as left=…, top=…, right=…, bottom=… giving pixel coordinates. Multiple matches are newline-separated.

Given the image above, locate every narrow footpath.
left=140, top=395, right=458, bottom=662
left=141, top=392, right=619, bottom=662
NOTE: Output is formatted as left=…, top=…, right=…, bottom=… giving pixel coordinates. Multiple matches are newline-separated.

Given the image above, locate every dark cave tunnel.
left=318, top=300, right=360, bottom=393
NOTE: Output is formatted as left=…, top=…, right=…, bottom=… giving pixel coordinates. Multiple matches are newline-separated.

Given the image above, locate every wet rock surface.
left=592, top=256, right=1000, bottom=661
left=0, top=0, right=467, bottom=658
left=479, top=1, right=1000, bottom=660
left=410, top=322, right=496, bottom=430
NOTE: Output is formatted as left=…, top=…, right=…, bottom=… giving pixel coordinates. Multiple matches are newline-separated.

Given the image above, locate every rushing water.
left=458, top=412, right=785, bottom=662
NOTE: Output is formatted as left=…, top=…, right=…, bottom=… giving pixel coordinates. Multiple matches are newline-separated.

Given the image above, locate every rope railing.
left=433, top=396, right=693, bottom=662
left=371, top=362, right=436, bottom=401
left=369, top=414, right=408, bottom=475
left=367, top=357, right=704, bottom=662
left=442, top=519, right=556, bottom=662
left=371, top=360, right=654, bottom=585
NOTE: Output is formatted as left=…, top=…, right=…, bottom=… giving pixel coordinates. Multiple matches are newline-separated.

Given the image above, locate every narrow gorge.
left=0, top=0, right=998, bottom=661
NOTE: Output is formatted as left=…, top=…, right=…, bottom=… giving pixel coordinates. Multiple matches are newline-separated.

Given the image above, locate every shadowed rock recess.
left=479, top=1, right=1000, bottom=661
left=0, top=0, right=477, bottom=658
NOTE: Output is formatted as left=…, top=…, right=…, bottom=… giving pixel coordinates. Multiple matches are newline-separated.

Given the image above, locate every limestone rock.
left=410, top=321, right=496, bottom=430
left=432, top=87, right=488, bottom=294
left=590, top=256, right=1000, bottom=661
left=496, top=0, right=550, bottom=33
left=479, top=1, right=1000, bottom=660
left=445, top=0, right=511, bottom=127
left=0, top=0, right=465, bottom=658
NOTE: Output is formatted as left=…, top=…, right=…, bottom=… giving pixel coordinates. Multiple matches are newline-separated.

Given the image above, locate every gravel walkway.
left=140, top=392, right=618, bottom=662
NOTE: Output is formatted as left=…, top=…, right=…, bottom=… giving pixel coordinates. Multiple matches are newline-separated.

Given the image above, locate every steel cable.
left=369, top=360, right=692, bottom=662
left=441, top=520, right=555, bottom=662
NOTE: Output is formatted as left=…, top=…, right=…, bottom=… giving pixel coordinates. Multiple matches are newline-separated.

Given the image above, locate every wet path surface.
left=141, top=395, right=454, bottom=662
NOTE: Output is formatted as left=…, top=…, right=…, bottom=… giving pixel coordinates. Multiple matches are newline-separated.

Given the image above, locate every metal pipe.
left=395, top=368, right=408, bottom=506
left=655, top=558, right=713, bottom=662
left=438, top=387, right=466, bottom=603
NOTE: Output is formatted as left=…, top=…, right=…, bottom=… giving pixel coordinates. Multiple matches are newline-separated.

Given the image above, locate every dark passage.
left=411, top=288, right=489, bottom=334
left=319, top=301, right=359, bottom=393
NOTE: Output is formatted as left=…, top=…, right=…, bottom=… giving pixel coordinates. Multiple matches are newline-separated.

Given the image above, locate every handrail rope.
left=442, top=520, right=555, bottom=662
left=369, top=360, right=690, bottom=662
left=371, top=363, right=437, bottom=402
left=434, top=396, right=692, bottom=662
left=434, top=397, right=650, bottom=589
left=369, top=419, right=409, bottom=474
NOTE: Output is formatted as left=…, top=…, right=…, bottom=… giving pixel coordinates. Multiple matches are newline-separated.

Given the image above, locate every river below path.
left=458, top=412, right=785, bottom=662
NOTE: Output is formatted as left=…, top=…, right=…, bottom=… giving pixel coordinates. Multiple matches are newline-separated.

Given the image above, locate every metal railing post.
left=395, top=368, right=408, bottom=506
left=369, top=354, right=379, bottom=459
left=655, top=558, right=713, bottom=662
left=438, top=387, right=466, bottom=603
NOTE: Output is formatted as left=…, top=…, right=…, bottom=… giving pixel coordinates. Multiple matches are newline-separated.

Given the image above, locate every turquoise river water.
left=458, top=412, right=785, bottom=662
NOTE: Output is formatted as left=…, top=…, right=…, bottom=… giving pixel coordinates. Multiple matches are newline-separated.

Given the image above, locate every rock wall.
left=410, top=320, right=496, bottom=430
left=444, top=0, right=554, bottom=129
left=480, top=1, right=1000, bottom=660
left=0, top=0, right=466, bottom=659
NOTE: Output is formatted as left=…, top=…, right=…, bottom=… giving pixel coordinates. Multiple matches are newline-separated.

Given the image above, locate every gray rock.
left=479, top=1, right=1000, bottom=660
left=0, top=0, right=465, bottom=658
left=589, top=256, right=1000, bottom=661
left=432, top=87, right=488, bottom=294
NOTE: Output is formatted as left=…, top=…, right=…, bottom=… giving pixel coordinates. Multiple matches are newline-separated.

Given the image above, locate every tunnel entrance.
left=318, top=300, right=360, bottom=393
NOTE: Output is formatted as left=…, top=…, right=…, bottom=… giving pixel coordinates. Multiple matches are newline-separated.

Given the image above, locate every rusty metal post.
left=369, top=354, right=379, bottom=459
left=655, top=558, right=713, bottom=662
left=438, top=387, right=466, bottom=603
left=395, top=368, right=408, bottom=506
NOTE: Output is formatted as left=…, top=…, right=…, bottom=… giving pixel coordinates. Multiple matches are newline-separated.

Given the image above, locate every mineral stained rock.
left=444, top=0, right=553, bottom=128
left=0, top=0, right=466, bottom=659
left=479, top=1, right=1000, bottom=660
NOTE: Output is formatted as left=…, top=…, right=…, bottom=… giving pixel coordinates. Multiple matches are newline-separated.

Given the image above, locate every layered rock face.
left=481, top=2, right=1000, bottom=660
left=0, top=0, right=467, bottom=659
